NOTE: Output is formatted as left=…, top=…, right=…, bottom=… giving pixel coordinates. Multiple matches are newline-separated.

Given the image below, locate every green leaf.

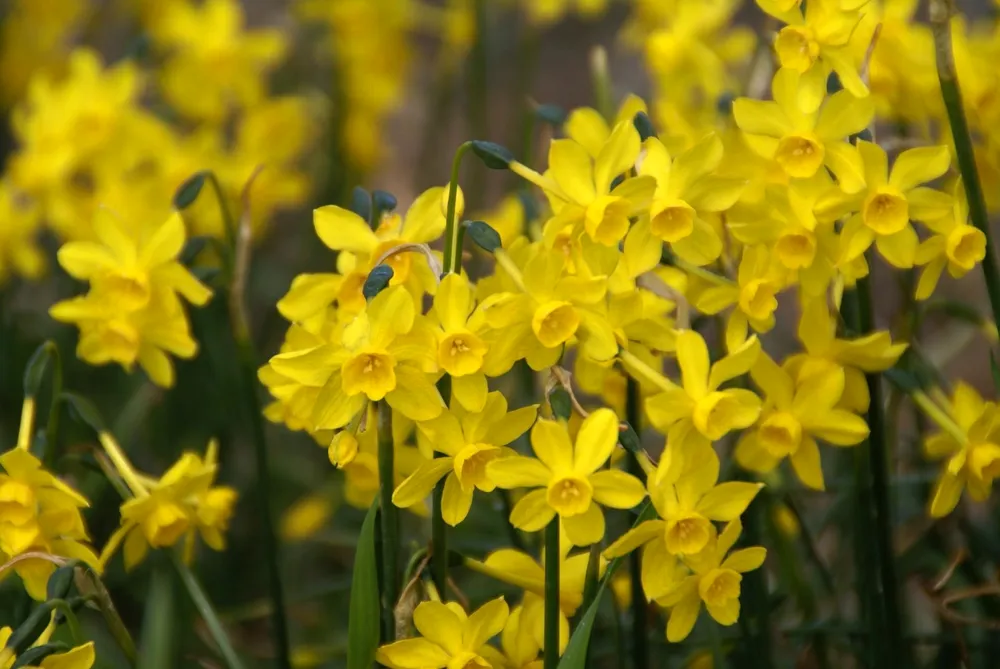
left=23, top=341, right=55, bottom=398
left=173, top=171, right=208, bottom=210
left=557, top=502, right=656, bottom=669
left=45, top=561, right=79, bottom=601
left=60, top=392, right=105, bottom=433
left=348, top=500, right=382, bottom=669
left=470, top=141, right=514, bottom=170
left=10, top=643, right=70, bottom=669
left=633, top=111, right=657, bottom=141
left=463, top=220, right=502, bottom=254
left=363, top=265, right=394, bottom=301
left=139, top=563, right=175, bottom=669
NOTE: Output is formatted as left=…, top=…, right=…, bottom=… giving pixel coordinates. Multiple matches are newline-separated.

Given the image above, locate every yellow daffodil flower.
left=479, top=244, right=617, bottom=371
left=487, top=409, right=646, bottom=546
left=500, top=605, right=544, bottom=669
left=915, top=180, right=987, bottom=300
left=736, top=353, right=869, bottom=489
left=99, top=439, right=237, bottom=570
left=919, top=383, right=1000, bottom=517
left=637, top=134, right=745, bottom=266
left=756, top=0, right=870, bottom=111
left=839, top=141, right=953, bottom=269
left=733, top=68, right=872, bottom=192
left=269, top=286, right=442, bottom=431
left=786, top=298, right=907, bottom=413
left=606, top=441, right=762, bottom=564
left=431, top=273, right=493, bottom=411
left=511, top=121, right=655, bottom=246
left=376, top=597, right=509, bottom=669
left=280, top=187, right=448, bottom=321
left=393, top=392, right=538, bottom=525
left=656, top=519, right=766, bottom=642
left=642, top=331, right=762, bottom=452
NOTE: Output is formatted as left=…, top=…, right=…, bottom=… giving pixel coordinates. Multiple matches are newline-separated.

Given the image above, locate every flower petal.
left=722, top=546, right=767, bottom=573
left=314, top=205, right=378, bottom=254
left=603, top=519, right=665, bottom=558
left=487, top=456, right=552, bottom=488
left=392, top=458, right=454, bottom=508
left=790, top=436, right=825, bottom=491
left=590, top=469, right=647, bottom=509
left=509, top=489, right=556, bottom=532
left=561, top=503, right=605, bottom=546
left=696, top=482, right=763, bottom=521
left=574, top=408, right=620, bottom=475
left=376, top=638, right=451, bottom=669
left=530, top=418, right=574, bottom=474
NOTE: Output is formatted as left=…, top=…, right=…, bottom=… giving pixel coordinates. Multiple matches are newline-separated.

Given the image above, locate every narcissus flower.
left=756, top=0, right=871, bottom=110
left=915, top=180, right=986, bottom=299
left=733, top=68, right=872, bottom=192
left=920, top=383, right=1000, bottom=517
left=487, top=409, right=646, bottom=546
left=431, top=273, right=492, bottom=411
left=376, top=598, right=509, bottom=669
left=0, top=447, right=99, bottom=600
left=511, top=121, right=655, bottom=246
left=637, top=134, right=744, bottom=266
left=268, top=286, right=442, bottom=430
left=656, top=519, right=766, bottom=642
left=642, top=331, right=762, bottom=452
left=605, top=441, right=762, bottom=561
left=393, top=392, right=538, bottom=525
left=99, top=439, right=237, bottom=570
left=737, top=353, right=869, bottom=489
left=839, top=141, right=952, bottom=269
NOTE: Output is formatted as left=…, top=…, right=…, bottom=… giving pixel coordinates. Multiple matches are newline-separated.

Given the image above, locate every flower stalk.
left=843, top=277, right=907, bottom=667
left=378, top=399, right=400, bottom=641
left=624, top=376, right=649, bottom=669
left=173, top=554, right=248, bottom=669
left=544, top=518, right=560, bottom=669
left=931, top=0, right=1000, bottom=338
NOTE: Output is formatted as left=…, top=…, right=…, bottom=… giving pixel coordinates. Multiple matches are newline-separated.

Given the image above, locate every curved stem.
left=443, top=142, right=472, bottom=275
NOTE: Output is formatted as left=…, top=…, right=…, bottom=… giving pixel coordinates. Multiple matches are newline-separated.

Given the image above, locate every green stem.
left=234, top=332, right=291, bottom=669
left=378, top=400, right=400, bottom=641
left=624, top=377, right=649, bottom=669
left=467, top=0, right=489, bottom=209
left=139, top=562, right=175, bottom=669
left=932, top=0, right=1000, bottom=338
left=845, top=278, right=907, bottom=667
left=432, top=376, right=451, bottom=597
left=41, top=342, right=62, bottom=470
left=173, top=556, right=248, bottom=669
left=443, top=142, right=473, bottom=274
left=51, top=599, right=83, bottom=643
left=544, top=518, right=561, bottom=669
left=205, top=172, right=237, bottom=281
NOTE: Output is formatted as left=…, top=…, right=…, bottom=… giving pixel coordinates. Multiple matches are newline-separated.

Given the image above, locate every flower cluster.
left=49, top=212, right=212, bottom=388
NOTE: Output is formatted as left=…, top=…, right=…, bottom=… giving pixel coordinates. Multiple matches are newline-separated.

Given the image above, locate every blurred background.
left=1, top=0, right=1000, bottom=667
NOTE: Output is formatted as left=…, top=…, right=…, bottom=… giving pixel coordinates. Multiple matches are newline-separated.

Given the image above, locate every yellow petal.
left=435, top=273, right=473, bottom=332
left=464, top=596, right=509, bottom=649
left=789, top=436, right=825, bottom=490
left=561, top=502, right=605, bottom=546
left=676, top=330, right=710, bottom=399
left=509, top=488, right=556, bottom=531
left=708, top=335, right=760, bottom=390
left=376, top=638, right=451, bottom=669
left=722, top=546, right=767, bottom=573
left=530, top=419, right=574, bottom=474
left=666, top=590, right=702, bottom=642
left=549, top=139, right=597, bottom=204
left=589, top=469, right=646, bottom=509
left=392, top=458, right=454, bottom=508
left=572, top=408, right=619, bottom=474
left=696, top=482, right=763, bottom=521
left=594, top=121, right=640, bottom=193
left=313, top=205, right=378, bottom=255
left=889, top=145, right=950, bottom=192
left=603, top=519, right=665, bottom=558
left=487, top=456, right=551, bottom=489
